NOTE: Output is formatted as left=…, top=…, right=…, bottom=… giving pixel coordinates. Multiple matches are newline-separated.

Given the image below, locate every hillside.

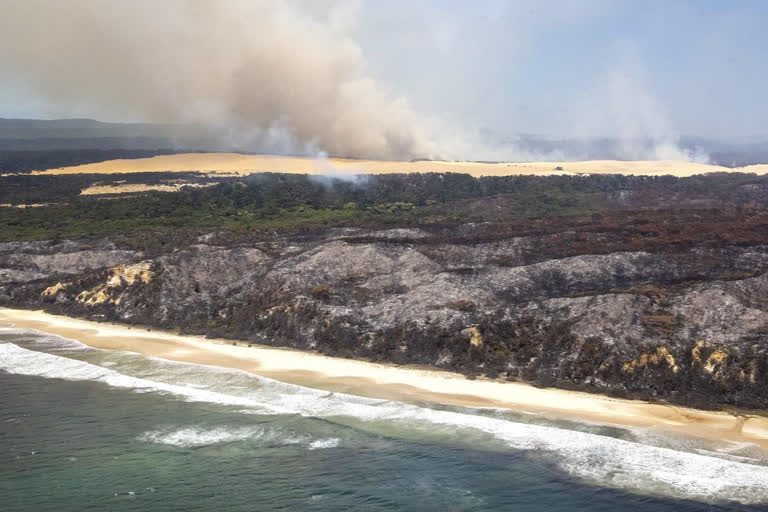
left=3, top=171, right=768, bottom=410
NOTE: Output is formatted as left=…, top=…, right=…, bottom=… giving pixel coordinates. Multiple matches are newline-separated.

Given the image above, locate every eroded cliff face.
left=3, top=226, right=768, bottom=409
left=0, top=240, right=140, bottom=285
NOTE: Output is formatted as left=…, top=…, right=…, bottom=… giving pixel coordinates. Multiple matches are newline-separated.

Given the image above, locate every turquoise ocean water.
left=2, top=327, right=768, bottom=511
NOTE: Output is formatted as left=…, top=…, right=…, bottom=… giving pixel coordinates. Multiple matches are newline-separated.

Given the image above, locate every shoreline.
left=2, top=307, right=768, bottom=450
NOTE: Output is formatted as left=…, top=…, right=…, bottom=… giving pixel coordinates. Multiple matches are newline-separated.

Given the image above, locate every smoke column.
left=0, top=0, right=436, bottom=160
left=0, top=1, right=707, bottom=162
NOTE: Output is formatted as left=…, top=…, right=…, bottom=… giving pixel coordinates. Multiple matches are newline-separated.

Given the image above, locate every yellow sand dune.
left=79, top=182, right=214, bottom=195
left=31, top=152, right=768, bottom=177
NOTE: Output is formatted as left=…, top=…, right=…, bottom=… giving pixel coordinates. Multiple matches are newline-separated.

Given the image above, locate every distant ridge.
left=0, top=117, right=207, bottom=143
left=1, top=118, right=767, bottom=166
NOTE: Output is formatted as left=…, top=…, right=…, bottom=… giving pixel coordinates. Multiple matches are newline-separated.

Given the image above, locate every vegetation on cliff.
left=4, top=170, right=768, bottom=410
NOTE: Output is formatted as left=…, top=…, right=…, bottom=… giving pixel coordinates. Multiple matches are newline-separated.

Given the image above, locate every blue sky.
left=352, top=0, right=768, bottom=138
left=1, top=0, right=766, bottom=140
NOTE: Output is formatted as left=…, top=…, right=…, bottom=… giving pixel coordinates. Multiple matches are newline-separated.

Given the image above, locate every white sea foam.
left=0, top=341, right=291, bottom=411
left=2, top=341, right=768, bottom=504
left=308, top=438, right=341, bottom=450
left=137, top=425, right=339, bottom=449
left=0, top=327, right=91, bottom=351
left=139, top=426, right=267, bottom=447
left=695, top=449, right=761, bottom=464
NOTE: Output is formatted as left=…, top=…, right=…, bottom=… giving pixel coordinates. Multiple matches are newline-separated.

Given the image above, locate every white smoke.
left=0, top=0, right=436, bottom=160
left=0, top=1, right=707, bottom=163
left=310, top=150, right=368, bottom=185
left=567, top=41, right=709, bottom=163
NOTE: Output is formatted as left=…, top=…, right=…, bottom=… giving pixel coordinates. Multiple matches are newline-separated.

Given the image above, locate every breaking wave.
left=2, top=340, right=768, bottom=504
left=138, top=425, right=339, bottom=449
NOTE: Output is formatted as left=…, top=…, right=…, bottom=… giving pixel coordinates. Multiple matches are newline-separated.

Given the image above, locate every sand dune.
left=79, top=182, right=214, bottom=195
left=2, top=307, right=768, bottom=451
left=30, top=152, right=768, bottom=177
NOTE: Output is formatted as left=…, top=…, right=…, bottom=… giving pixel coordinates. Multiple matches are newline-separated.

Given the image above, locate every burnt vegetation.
left=5, top=170, right=768, bottom=410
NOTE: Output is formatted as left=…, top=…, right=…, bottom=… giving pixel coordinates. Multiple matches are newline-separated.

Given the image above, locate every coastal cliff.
left=4, top=211, right=768, bottom=410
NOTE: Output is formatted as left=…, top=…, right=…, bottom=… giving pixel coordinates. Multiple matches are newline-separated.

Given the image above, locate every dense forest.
left=2, top=170, right=768, bottom=245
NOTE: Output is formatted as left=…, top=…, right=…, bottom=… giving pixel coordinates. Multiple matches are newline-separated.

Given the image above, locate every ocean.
left=2, top=327, right=768, bottom=512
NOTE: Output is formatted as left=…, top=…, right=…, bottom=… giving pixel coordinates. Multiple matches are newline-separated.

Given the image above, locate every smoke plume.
left=0, top=0, right=436, bottom=160
left=567, top=41, right=710, bottom=163
left=0, top=1, right=708, bottom=163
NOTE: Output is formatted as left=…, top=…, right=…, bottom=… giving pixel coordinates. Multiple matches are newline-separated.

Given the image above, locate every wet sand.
left=2, top=307, right=767, bottom=450
left=25, top=152, right=768, bottom=177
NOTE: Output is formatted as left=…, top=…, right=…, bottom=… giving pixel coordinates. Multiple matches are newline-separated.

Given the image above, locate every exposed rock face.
left=3, top=227, right=768, bottom=409
left=0, top=240, right=140, bottom=284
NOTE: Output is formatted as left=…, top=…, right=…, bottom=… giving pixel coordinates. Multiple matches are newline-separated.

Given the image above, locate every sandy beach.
left=25, top=152, right=768, bottom=178
left=2, top=307, right=768, bottom=450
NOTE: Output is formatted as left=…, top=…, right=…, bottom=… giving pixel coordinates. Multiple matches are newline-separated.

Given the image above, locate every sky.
left=0, top=0, right=766, bottom=159
left=352, top=0, right=768, bottom=138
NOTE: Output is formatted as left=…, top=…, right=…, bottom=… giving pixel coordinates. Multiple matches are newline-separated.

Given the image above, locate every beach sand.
left=26, top=152, right=768, bottom=178
left=2, top=307, right=767, bottom=450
